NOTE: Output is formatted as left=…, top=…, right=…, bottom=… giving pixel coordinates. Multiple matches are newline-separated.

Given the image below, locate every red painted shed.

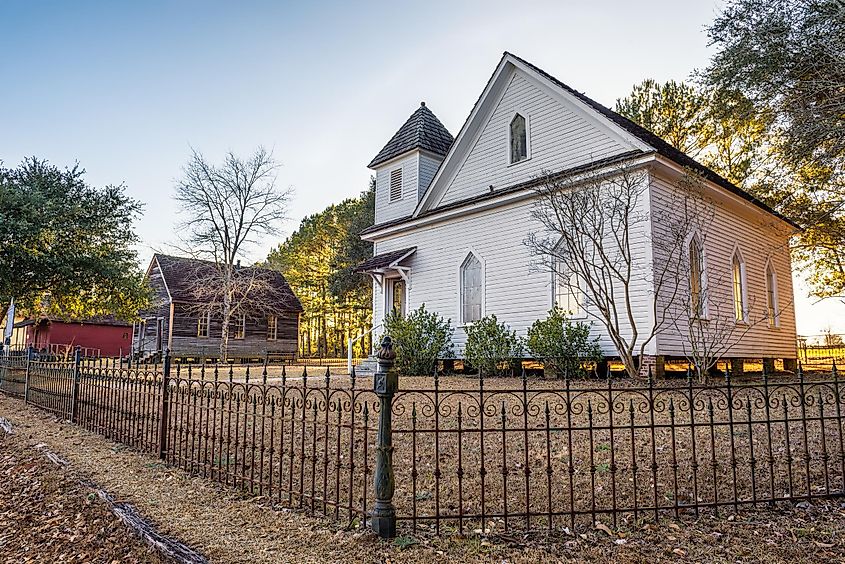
left=14, top=316, right=132, bottom=357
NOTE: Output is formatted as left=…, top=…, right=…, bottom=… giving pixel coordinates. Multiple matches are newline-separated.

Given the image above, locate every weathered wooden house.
left=134, top=254, right=302, bottom=362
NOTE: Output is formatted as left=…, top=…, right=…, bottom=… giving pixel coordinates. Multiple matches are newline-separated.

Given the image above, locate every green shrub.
left=463, top=314, right=524, bottom=377
left=526, top=306, right=603, bottom=378
left=383, top=304, right=454, bottom=375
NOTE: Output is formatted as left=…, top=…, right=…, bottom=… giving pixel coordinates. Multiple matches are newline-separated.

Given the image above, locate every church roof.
left=367, top=103, right=454, bottom=168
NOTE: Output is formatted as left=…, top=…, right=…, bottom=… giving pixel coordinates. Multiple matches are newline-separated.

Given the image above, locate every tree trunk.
left=220, top=267, right=232, bottom=362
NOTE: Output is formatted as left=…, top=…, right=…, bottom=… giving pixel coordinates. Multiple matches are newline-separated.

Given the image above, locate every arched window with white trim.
left=460, top=253, right=483, bottom=324
left=689, top=234, right=705, bottom=317
left=731, top=250, right=747, bottom=322
left=765, top=261, right=779, bottom=327
left=553, top=244, right=583, bottom=317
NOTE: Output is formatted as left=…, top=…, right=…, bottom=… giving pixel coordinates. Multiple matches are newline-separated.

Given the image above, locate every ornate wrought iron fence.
left=0, top=348, right=28, bottom=397
left=5, top=348, right=378, bottom=526
left=388, top=367, right=845, bottom=535
left=3, top=341, right=845, bottom=538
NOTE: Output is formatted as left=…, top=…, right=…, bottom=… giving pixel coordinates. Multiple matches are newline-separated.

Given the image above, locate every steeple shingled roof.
left=367, top=102, right=454, bottom=168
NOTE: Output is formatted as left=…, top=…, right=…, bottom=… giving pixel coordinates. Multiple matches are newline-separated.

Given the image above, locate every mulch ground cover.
left=0, top=425, right=164, bottom=563
left=3, top=392, right=845, bottom=562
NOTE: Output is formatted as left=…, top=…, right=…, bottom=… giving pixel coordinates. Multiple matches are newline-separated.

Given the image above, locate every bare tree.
left=174, top=147, right=291, bottom=360
left=526, top=160, right=692, bottom=378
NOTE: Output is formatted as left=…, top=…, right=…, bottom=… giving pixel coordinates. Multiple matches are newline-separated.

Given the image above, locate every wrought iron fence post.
left=158, top=348, right=172, bottom=460
left=23, top=344, right=35, bottom=403
left=370, top=336, right=397, bottom=539
left=70, top=345, right=82, bottom=422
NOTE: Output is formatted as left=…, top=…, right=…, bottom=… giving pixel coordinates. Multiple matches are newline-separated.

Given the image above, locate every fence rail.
left=2, top=342, right=844, bottom=539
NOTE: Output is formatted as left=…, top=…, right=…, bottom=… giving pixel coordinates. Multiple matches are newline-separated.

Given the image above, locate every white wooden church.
left=357, top=52, right=798, bottom=374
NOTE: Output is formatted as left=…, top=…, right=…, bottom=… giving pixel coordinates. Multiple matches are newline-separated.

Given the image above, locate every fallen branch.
left=35, top=443, right=68, bottom=466
left=33, top=443, right=208, bottom=564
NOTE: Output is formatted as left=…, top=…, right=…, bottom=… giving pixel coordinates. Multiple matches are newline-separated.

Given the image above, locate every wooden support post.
left=370, top=336, right=397, bottom=539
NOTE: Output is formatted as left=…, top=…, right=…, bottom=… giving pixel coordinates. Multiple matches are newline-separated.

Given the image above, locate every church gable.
left=419, top=59, right=645, bottom=212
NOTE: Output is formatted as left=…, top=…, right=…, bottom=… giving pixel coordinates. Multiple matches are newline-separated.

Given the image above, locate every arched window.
left=731, top=251, right=747, bottom=322
left=553, top=242, right=583, bottom=316
left=689, top=235, right=705, bottom=317
left=461, top=253, right=483, bottom=324
left=765, top=262, right=779, bottom=327
left=509, top=113, right=528, bottom=164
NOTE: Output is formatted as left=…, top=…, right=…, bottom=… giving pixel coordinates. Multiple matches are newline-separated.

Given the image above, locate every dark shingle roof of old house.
left=153, top=254, right=303, bottom=312
left=367, top=103, right=454, bottom=168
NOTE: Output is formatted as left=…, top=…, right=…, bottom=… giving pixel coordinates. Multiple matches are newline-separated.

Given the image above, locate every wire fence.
left=2, top=346, right=845, bottom=537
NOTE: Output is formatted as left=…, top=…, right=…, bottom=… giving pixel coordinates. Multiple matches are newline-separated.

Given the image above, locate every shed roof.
left=354, top=247, right=416, bottom=273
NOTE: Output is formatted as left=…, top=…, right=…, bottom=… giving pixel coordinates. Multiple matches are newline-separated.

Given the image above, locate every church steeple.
left=368, top=102, right=453, bottom=168
left=368, top=103, right=453, bottom=226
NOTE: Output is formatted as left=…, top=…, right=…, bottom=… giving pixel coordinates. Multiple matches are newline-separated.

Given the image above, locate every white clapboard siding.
left=372, top=179, right=656, bottom=356
left=436, top=70, right=631, bottom=208
left=374, top=153, right=420, bottom=225
left=418, top=153, right=442, bottom=200
left=648, top=172, right=797, bottom=359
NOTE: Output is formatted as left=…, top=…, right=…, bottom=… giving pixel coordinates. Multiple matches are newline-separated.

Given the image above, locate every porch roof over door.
left=355, top=247, right=416, bottom=274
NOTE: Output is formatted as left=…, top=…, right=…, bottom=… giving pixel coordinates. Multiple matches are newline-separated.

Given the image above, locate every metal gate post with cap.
left=370, top=336, right=398, bottom=538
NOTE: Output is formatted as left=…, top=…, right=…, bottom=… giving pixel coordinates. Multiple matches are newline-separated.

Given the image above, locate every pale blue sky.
left=2, top=0, right=841, bottom=334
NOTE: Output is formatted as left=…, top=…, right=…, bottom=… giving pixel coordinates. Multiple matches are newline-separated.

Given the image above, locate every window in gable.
left=509, top=113, right=528, bottom=164
left=731, top=251, right=747, bottom=322
left=765, top=262, right=779, bottom=327
left=689, top=235, right=705, bottom=317
left=389, top=168, right=403, bottom=202
left=460, top=253, right=483, bottom=324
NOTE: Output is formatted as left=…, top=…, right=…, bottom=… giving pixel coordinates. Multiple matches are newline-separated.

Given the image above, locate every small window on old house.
left=197, top=311, right=210, bottom=338
left=267, top=315, right=278, bottom=341
left=389, top=168, right=403, bottom=202
left=509, top=113, right=528, bottom=164
left=233, top=313, right=246, bottom=340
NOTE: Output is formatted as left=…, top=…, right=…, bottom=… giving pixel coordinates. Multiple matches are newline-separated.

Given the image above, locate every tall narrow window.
left=765, top=263, right=778, bottom=327
left=197, top=311, right=210, bottom=338
left=233, top=313, right=246, bottom=339
left=509, top=113, right=527, bottom=163
left=391, top=279, right=406, bottom=316
left=267, top=315, right=278, bottom=340
left=689, top=236, right=705, bottom=317
left=461, top=253, right=482, bottom=324
left=731, top=252, right=746, bottom=322
left=553, top=250, right=583, bottom=316
left=389, top=168, right=403, bottom=202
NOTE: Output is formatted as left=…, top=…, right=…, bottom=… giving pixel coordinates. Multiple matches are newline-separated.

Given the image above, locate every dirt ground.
left=3, top=394, right=845, bottom=563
